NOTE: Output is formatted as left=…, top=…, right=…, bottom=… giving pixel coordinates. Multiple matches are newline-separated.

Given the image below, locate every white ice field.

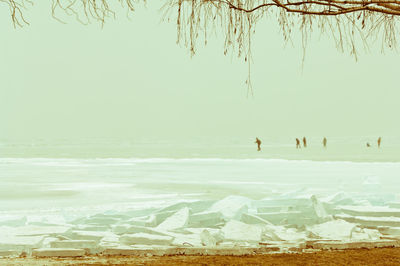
left=1, top=157, right=400, bottom=257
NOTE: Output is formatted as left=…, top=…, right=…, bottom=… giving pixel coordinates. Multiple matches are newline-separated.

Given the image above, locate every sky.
left=0, top=1, right=399, bottom=141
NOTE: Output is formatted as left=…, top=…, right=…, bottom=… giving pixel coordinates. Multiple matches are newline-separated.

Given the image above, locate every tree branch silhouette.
left=3, top=0, right=399, bottom=92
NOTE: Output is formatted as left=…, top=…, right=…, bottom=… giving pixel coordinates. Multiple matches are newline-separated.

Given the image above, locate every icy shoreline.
left=1, top=194, right=400, bottom=258
left=1, top=158, right=400, bottom=257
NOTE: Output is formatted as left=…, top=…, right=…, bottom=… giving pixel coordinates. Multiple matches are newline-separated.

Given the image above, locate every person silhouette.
left=303, top=137, right=307, bottom=148
left=296, top=138, right=301, bottom=149
left=322, top=137, right=327, bottom=148
left=255, top=137, right=261, bottom=151
left=378, top=137, right=382, bottom=148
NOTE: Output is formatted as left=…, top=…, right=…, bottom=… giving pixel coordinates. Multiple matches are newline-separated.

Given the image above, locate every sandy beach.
left=2, top=247, right=400, bottom=265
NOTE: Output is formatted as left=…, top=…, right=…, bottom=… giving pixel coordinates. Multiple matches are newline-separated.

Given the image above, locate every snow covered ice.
left=1, top=157, right=400, bottom=257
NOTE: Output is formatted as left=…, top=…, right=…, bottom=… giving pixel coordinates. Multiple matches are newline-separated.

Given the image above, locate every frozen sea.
left=1, top=137, right=399, bottom=216
left=1, top=138, right=400, bottom=254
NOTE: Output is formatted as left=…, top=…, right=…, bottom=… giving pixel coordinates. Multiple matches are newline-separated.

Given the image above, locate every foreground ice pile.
left=2, top=193, right=400, bottom=257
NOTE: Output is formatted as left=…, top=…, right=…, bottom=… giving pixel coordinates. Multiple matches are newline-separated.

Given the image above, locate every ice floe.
left=2, top=192, right=400, bottom=257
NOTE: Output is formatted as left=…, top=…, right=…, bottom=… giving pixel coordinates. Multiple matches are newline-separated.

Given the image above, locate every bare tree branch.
left=1, top=0, right=32, bottom=27
left=2, top=0, right=399, bottom=92
left=162, top=0, right=400, bottom=92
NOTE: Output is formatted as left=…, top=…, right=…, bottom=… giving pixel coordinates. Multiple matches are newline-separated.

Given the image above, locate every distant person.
left=303, top=137, right=307, bottom=148
left=323, top=137, right=327, bottom=148
left=255, top=137, right=261, bottom=151
left=366, top=142, right=371, bottom=148
left=378, top=137, right=382, bottom=148
left=296, top=138, right=301, bottom=149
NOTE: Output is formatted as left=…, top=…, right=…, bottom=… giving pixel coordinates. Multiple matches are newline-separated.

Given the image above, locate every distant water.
left=0, top=137, right=399, bottom=162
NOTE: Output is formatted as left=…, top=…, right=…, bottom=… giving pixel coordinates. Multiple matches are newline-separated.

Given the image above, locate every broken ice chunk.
left=307, top=219, right=358, bottom=240
left=311, top=195, right=333, bottom=222
left=120, top=233, right=174, bottom=246
left=221, top=220, right=262, bottom=242
left=208, top=196, right=250, bottom=220
left=156, top=208, right=190, bottom=231
left=200, top=229, right=217, bottom=246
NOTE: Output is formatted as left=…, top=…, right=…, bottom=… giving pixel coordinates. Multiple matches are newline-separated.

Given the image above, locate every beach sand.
left=2, top=248, right=400, bottom=265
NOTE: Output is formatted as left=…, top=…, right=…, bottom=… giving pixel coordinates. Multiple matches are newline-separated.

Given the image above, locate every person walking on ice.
left=255, top=137, right=262, bottom=151
left=378, top=137, right=382, bottom=148
left=303, top=137, right=307, bottom=148
left=323, top=137, right=327, bottom=148
left=296, top=138, right=301, bottom=149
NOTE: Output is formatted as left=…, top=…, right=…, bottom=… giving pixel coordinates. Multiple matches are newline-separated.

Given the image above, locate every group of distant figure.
left=367, top=137, right=382, bottom=148
left=254, top=137, right=382, bottom=151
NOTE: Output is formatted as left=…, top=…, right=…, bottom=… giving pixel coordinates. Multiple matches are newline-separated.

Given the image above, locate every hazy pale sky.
left=1, top=2, right=399, bottom=141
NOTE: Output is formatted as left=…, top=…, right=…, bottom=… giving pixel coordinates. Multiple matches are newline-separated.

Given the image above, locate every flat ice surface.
left=1, top=157, right=400, bottom=214
left=1, top=137, right=400, bottom=162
